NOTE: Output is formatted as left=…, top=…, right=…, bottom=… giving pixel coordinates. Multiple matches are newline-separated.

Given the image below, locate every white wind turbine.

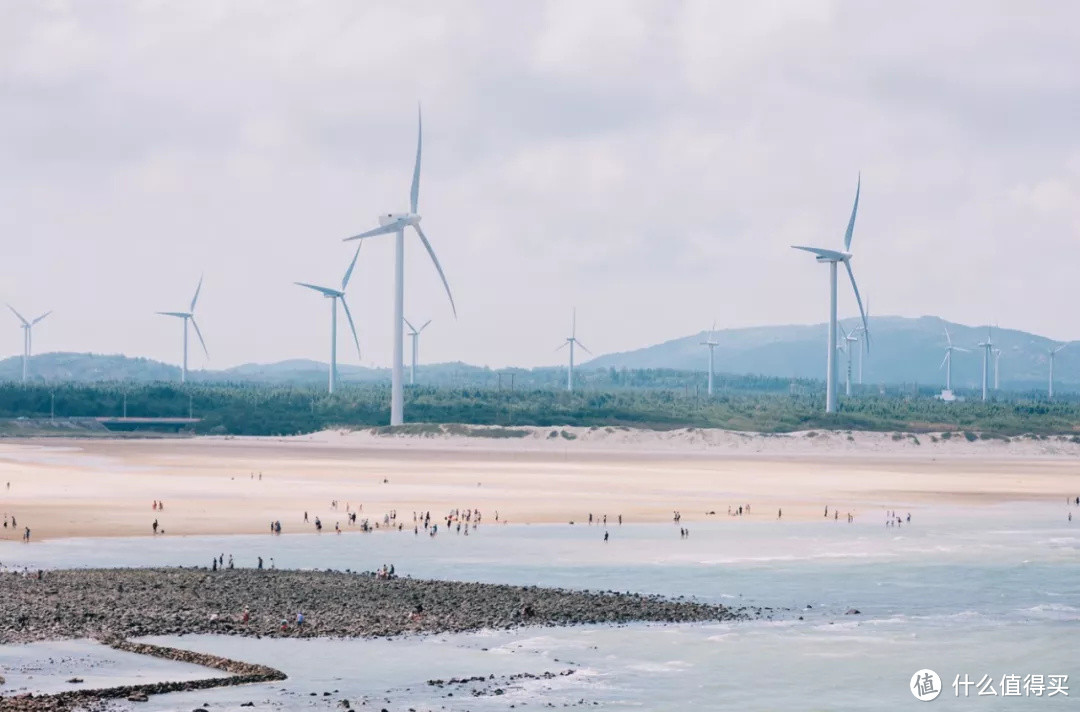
left=993, top=348, right=1002, bottom=390
left=404, top=317, right=431, bottom=385
left=940, top=325, right=969, bottom=393
left=1047, top=343, right=1066, bottom=399
left=7, top=306, right=51, bottom=383
left=792, top=175, right=870, bottom=412
left=839, top=324, right=859, bottom=396
left=156, top=276, right=208, bottom=384
left=343, top=107, right=455, bottom=426
left=700, top=321, right=719, bottom=396
left=556, top=309, right=590, bottom=392
left=976, top=327, right=994, bottom=402
left=296, top=244, right=363, bottom=394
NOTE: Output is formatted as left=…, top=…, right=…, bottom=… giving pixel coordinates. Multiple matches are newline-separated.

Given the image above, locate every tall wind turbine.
left=940, top=325, right=968, bottom=392
left=700, top=321, right=719, bottom=396
left=404, top=318, right=431, bottom=385
left=343, top=106, right=455, bottom=426
left=156, top=276, right=208, bottom=384
left=976, top=327, right=994, bottom=402
left=993, top=348, right=1002, bottom=390
left=792, top=175, right=870, bottom=412
left=852, top=298, right=870, bottom=385
left=8, top=306, right=51, bottom=383
left=1047, top=343, right=1066, bottom=399
left=556, top=309, right=591, bottom=392
left=296, top=244, right=363, bottom=394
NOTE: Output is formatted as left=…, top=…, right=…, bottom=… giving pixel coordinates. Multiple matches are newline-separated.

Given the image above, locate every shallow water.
left=1, top=502, right=1077, bottom=709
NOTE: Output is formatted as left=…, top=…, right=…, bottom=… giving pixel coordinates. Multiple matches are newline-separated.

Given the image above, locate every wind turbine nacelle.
left=378, top=213, right=420, bottom=227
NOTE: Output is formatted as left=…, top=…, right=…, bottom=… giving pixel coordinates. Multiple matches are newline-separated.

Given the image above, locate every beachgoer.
left=778, top=508, right=782, bottom=520
left=258, top=556, right=263, bottom=570
left=297, top=611, right=304, bottom=627
left=23, top=527, right=30, bottom=542
left=604, top=531, right=609, bottom=542
left=152, top=519, right=158, bottom=534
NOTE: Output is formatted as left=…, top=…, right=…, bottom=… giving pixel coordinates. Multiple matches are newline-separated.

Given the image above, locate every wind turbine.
left=792, top=175, right=870, bottom=413
left=993, top=348, right=1002, bottom=390
left=976, top=327, right=993, bottom=402
left=343, top=106, right=455, bottom=426
left=940, top=325, right=969, bottom=392
left=7, top=306, right=51, bottom=383
left=1047, top=343, right=1066, bottom=399
left=839, top=324, right=859, bottom=396
left=296, top=244, right=363, bottom=394
left=556, top=309, right=590, bottom=392
left=700, top=321, right=719, bottom=396
left=156, top=276, right=208, bottom=384
left=404, top=318, right=431, bottom=385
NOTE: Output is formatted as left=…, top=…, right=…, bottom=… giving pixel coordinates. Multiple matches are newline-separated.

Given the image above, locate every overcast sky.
left=2, top=1, right=1079, bottom=371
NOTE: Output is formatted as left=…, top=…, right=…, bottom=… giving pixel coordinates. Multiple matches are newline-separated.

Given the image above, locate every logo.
left=911, top=669, right=942, bottom=701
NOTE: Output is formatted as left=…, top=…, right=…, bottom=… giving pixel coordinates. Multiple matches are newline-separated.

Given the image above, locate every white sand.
left=0, top=425, right=1077, bottom=541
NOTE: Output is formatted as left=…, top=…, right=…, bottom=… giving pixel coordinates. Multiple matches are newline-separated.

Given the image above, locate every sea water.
left=1, top=502, right=1077, bottom=710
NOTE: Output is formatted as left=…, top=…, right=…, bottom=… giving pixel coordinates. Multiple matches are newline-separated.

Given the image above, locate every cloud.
left=2, top=0, right=1079, bottom=371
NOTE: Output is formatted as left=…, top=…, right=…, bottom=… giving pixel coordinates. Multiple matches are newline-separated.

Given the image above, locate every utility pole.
left=50, top=392, right=55, bottom=421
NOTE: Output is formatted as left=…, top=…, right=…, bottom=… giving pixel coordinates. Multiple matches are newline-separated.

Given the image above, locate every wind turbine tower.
left=404, top=318, right=431, bottom=385
left=792, top=175, right=870, bottom=413
left=7, top=306, right=51, bottom=383
left=976, top=328, right=994, bottom=402
left=156, top=276, right=208, bottom=384
left=1048, top=343, right=1066, bottom=399
left=993, top=348, right=1002, bottom=390
left=840, top=325, right=858, bottom=396
left=343, top=107, right=456, bottom=425
left=295, top=244, right=364, bottom=394
left=700, top=321, right=719, bottom=396
left=556, top=309, right=591, bottom=392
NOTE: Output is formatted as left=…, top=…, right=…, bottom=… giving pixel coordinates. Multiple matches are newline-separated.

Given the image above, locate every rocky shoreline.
left=0, top=568, right=749, bottom=645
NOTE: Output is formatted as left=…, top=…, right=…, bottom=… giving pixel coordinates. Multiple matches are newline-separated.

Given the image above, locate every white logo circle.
left=910, top=669, right=942, bottom=701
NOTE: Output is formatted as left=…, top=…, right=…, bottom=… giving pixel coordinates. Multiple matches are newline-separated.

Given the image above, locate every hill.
left=585, top=316, right=1077, bottom=392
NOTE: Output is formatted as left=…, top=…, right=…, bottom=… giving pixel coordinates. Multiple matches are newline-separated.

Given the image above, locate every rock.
left=66, top=677, right=84, bottom=683
left=128, top=692, right=150, bottom=701
left=845, top=608, right=861, bottom=615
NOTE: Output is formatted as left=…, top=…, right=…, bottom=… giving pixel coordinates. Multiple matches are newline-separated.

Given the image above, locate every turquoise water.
left=1, top=502, right=1077, bottom=709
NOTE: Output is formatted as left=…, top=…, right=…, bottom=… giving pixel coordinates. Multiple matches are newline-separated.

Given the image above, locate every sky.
left=2, top=1, right=1079, bottom=371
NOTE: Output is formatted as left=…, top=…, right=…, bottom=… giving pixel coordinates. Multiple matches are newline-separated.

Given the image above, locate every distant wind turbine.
left=343, top=106, right=456, bottom=426
left=295, top=244, right=364, bottom=394
left=7, top=306, right=51, bottom=383
left=839, top=324, right=859, bottom=396
left=852, top=298, right=870, bottom=385
left=976, top=327, right=994, bottom=402
left=993, top=348, right=1002, bottom=390
left=156, top=276, right=208, bottom=384
left=404, top=318, right=431, bottom=385
left=940, top=325, right=969, bottom=392
left=792, top=175, right=870, bottom=412
left=556, top=309, right=590, bottom=392
left=1047, top=343, right=1066, bottom=399
left=700, top=321, right=719, bottom=396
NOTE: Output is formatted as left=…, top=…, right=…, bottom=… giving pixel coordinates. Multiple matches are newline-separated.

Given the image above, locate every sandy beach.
left=1, top=426, right=1078, bottom=541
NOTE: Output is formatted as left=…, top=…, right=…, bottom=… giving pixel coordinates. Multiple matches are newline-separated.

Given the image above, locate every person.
left=257, top=556, right=263, bottom=570
left=242, top=608, right=250, bottom=623
left=603, top=531, right=609, bottom=542
left=304, top=511, right=309, bottom=523
left=618, top=514, right=622, bottom=525
left=212, top=559, right=218, bottom=572
left=152, top=519, right=158, bottom=534
left=296, top=611, right=304, bottom=627
left=23, top=527, right=30, bottom=542
left=227, top=555, right=234, bottom=569
left=778, top=508, right=782, bottom=519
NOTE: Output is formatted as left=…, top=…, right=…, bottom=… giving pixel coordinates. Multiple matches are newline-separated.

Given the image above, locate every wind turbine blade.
left=843, top=261, right=869, bottom=352
left=190, top=318, right=209, bottom=358
left=413, top=224, right=456, bottom=318
left=943, top=324, right=952, bottom=347
left=190, top=274, right=204, bottom=312
left=344, top=222, right=401, bottom=241
left=555, top=341, right=568, bottom=352
left=939, top=352, right=949, bottom=370
left=7, top=305, right=29, bottom=326
left=403, top=317, right=416, bottom=333
left=1054, top=344, right=1067, bottom=354
left=576, top=341, right=592, bottom=355
left=295, top=282, right=342, bottom=298
left=341, top=243, right=362, bottom=290
left=844, top=173, right=860, bottom=251
left=419, top=319, right=432, bottom=332
left=340, top=297, right=362, bottom=360
left=954, top=347, right=971, bottom=353
left=792, top=246, right=847, bottom=260
left=410, top=105, right=422, bottom=214
left=157, top=311, right=190, bottom=318
left=31, top=311, right=52, bottom=325
left=572, top=308, right=577, bottom=338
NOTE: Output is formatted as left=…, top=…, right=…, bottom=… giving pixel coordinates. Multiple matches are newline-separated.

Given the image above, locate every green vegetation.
left=2, top=381, right=1080, bottom=437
